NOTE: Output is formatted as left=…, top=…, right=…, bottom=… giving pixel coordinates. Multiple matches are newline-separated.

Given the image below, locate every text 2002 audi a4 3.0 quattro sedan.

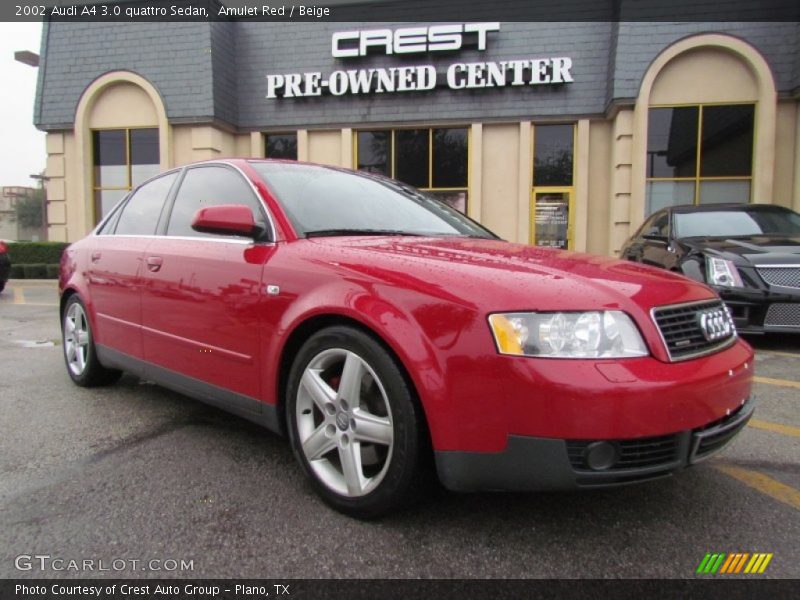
left=60, top=160, right=754, bottom=518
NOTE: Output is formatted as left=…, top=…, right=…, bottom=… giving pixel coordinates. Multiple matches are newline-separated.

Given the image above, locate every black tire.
left=61, top=295, right=122, bottom=387
left=286, top=325, right=428, bottom=519
left=0, top=280, right=5, bottom=293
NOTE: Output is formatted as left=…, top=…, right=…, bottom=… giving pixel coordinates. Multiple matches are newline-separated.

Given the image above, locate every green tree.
left=16, top=188, right=44, bottom=230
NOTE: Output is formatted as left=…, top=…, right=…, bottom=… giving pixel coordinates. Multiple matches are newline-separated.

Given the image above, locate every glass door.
left=531, top=189, right=573, bottom=249
left=531, top=124, right=575, bottom=249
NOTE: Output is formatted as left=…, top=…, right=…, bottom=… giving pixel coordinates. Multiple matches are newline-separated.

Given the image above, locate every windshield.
left=250, top=162, right=497, bottom=239
left=673, top=208, right=800, bottom=238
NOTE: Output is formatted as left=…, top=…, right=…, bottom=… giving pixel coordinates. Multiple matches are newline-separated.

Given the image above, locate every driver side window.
left=166, top=166, right=267, bottom=238
left=651, top=214, right=669, bottom=237
left=640, top=213, right=668, bottom=238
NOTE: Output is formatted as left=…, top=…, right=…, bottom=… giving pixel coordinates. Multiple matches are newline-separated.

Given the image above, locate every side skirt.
left=96, top=344, right=282, bottom=435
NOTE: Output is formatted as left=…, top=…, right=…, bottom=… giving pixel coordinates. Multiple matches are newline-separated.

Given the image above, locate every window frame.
left=532, top=122, right=576, bottom=188
left=646, top=101, right=756, bottom=210
left=91, top=126, right=160, bottom=224
left=353, top=126, right=470, bottom=213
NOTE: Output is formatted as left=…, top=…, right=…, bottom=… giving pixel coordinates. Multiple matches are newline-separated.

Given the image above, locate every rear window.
left=114, top=172, right=178, bottom=236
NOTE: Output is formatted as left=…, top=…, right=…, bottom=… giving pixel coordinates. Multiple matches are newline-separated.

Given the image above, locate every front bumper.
left=435, top=397, right=754, bottom=491
left=716, top=284, right=800, bottom=335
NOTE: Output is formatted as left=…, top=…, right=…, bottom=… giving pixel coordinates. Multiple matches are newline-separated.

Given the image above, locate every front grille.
left=690, top=402, right=753, bottom=462
left=757, top=266, right=800, bottom=289
left=652, top=300, right=736, bottom=361
left=567, top=434, right=680, bottom=471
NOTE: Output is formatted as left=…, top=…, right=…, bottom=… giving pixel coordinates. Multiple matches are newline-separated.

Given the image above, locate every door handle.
left=91, top=251, right=101, bottom=263
left=146, top=256, right=163, bottom=272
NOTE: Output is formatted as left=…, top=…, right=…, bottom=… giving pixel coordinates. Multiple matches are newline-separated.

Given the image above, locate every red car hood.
left=306, top=236, right=715, bottom=312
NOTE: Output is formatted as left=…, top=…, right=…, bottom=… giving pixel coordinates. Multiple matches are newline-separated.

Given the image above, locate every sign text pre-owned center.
left=265, top=22, right=574, bottom=99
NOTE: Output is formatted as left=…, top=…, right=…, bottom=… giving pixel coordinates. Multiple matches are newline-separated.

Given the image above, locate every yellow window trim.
left=530, top=123, right=577, bottom=249
left=352, top=126, right=471, bottom=212
left=91, top=126, right=159, bottom=223
left=646, top=103, right=756, bottom=207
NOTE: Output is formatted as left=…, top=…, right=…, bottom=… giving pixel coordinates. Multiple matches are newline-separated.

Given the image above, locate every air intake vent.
left=567, top=434, right=680, bottom=471
left=757, top=266, right=800, bottom=289
left=764, top=303, right=800, bottom=328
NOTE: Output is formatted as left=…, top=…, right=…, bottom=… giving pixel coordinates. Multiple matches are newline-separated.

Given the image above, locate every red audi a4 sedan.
left=60, top=159, right=754, bottom=518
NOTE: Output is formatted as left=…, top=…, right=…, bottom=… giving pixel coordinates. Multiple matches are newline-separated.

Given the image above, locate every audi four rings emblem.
left=698, top=308, right=733, bottom=341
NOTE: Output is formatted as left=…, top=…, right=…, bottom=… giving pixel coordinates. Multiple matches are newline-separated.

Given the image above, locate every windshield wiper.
left=304, top=229, right=428, bottom=238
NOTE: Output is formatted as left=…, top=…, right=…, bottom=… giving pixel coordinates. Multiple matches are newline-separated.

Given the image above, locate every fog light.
left=584, top=441, right=618, bottom=471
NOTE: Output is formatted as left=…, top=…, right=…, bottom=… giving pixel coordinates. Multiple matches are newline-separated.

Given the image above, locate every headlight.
left=705, top=256, right=743, bottom=287
left=488, top=311, right=648, bottom=359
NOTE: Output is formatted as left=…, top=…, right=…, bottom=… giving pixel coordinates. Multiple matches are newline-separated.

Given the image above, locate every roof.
left=666, top=203, right=795, bottom=214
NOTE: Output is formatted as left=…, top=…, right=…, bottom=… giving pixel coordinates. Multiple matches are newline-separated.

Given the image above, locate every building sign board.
left=265, top=22, right=573, bottom=99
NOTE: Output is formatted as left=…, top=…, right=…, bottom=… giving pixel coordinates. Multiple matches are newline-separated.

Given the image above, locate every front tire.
left=62, top=295, right=121, bottom=387
left=286, top=326, right=427, bottom=519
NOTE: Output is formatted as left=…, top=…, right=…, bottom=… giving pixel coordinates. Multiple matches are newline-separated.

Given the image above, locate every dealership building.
left=33, top=8, right=800, bottom=255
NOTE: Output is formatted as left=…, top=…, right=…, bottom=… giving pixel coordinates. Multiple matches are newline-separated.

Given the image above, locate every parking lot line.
left=714, top=464, right=800, bottom=511
left=18, top=302, right=59, bottom=307
left=752, top=375, right=800, bottom=390
left=756, top=350, right=800, bottom=359
left=748, top=419, right=800, bottom=438
left=12, top=286, right=25, bottom=304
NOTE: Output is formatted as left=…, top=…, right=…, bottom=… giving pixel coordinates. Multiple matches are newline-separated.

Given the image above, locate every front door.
left=139, top=165, right=273, bottom=403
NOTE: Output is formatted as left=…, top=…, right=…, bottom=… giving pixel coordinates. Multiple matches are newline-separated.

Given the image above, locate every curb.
left=7, top=279, right=59, bottom=284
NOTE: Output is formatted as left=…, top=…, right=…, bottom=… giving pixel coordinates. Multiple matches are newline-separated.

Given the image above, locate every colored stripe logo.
left=696, top=552, right=773, bottom=574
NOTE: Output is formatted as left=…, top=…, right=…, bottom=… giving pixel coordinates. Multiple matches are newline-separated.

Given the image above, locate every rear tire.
left=286, top=325, right=427, bottom=519
left=62, top=295, right=121, bottom=387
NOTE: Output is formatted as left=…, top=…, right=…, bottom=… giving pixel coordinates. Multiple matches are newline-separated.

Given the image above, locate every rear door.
left=87, top=171, right=178, bottom=358
left=139, top=164, right=274, bottom=405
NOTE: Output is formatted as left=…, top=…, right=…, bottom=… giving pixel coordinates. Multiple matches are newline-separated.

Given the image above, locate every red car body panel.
left=83, top=236, right=146, bottom=359
left=59, top=159, right=754, bottom=470
left=139, top=237, right=271, bottom=399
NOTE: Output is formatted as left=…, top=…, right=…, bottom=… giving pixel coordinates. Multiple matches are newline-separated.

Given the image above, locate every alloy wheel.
left=295, top=348, right=394, bottom=497
left=64, top=302, right=90, bottom=376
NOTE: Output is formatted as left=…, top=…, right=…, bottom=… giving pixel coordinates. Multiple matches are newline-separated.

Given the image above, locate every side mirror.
left=191, top=204, right=259, bottom=238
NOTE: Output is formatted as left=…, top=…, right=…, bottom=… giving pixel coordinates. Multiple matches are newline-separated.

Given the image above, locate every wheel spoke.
left=351, top=408, right=393, bottom=446
left=302, top=423, right=337, bottom=461
left=67, top=344, right=77, bottom=362
left=301, top=369, right=336, bottom=412
left=75, top=347, right=86, bottom=372
left=339, top=441, right=365, bottom=495
left=337, top=352, right=364, bottom=404
left=65, top=318, right=75, bottom=334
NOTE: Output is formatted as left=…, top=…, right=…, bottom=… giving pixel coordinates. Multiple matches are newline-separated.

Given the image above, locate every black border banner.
left=2, top=579, right=800, bottom=600
left=4, top=0, right=800, bottom=23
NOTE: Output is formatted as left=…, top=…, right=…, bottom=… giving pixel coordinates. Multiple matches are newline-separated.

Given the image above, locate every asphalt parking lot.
left=0, top=280, right=798, bottom=579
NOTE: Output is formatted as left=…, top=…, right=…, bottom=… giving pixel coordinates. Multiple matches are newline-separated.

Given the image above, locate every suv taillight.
left=0, top=241, right=7, bottom=254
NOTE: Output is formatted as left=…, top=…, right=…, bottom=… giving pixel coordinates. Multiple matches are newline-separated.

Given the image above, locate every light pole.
left=18, top=48, right=46, bottom=241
